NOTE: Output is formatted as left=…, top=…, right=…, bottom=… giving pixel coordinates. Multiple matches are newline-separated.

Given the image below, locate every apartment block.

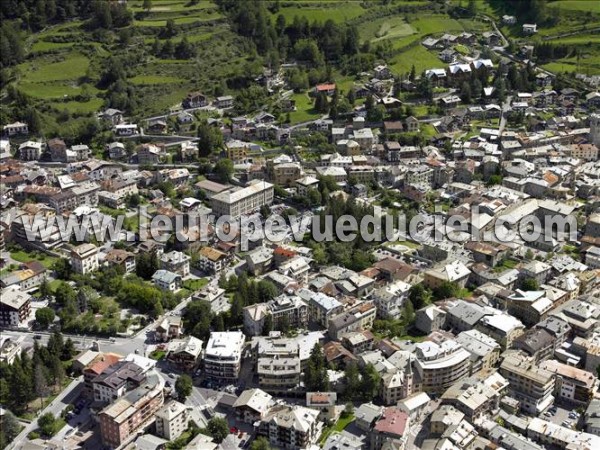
left=414, top=340, right=471, bottom=394
left=210, top=180, right=274, bottom=218
left=499, top=352, right=555, bottom=415
left=204, top=331, right=245, bottom=380
left=70, top=243, right=99, bottom=275
left=155, top=400, right=189, bottom=441
left=99, top=373, right=164, bottom=448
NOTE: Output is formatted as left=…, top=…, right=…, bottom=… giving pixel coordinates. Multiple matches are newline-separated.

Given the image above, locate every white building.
left=210, top=180, right=274, bottom=218
left=70, top=243, right=99, bottom=275
left=204, top=331, right=245, bottom=380
left=155, top=400, right=189, bottom=441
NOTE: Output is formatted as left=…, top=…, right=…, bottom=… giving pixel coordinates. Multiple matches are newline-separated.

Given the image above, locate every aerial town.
left=1, top=1, right=600, bottom=450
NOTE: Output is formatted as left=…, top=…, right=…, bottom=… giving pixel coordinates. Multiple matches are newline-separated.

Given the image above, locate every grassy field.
left=360, top=16, right=416, bottom=42
left=288, top=93, right=321, bottom=124
left=19, top=52, right=90, bottom=83
left=130, top=75, right=186, bottom=85
left=276, top=3, right=367, bottom=23
left=10, top=249, right=58, bottom=269
left=548, top=1, right=600, bottom=13
left=390, top=45, right=443, bottom=74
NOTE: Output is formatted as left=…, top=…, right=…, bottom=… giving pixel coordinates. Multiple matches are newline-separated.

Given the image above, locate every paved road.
left=7, top=377, right=83, bottom=450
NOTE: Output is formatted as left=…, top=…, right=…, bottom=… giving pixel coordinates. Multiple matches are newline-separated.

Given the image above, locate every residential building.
left=328, top=302, right=377, bottom=340
left=0, top=337, right=22, bottom=365
left=98, top=372, right=164, bottom=448
left=414, top=340, right=471, bottom=394
left=513, top=328, right=555, bottom=363
left=370, top=280, right=411, bottom=320
left=476, top=313, right=525, bottom=349
left=415, top=305, right=446, bottom=335
left=70, top=243, right=99, bottom=275
left=92, top=360, right=146, bottom=403
left=306, top=392, right=337, bottom=421
left=456, top=329, right=501, bottom=374
left=152, top=270, right=182, bottom=292
left=226, top=140, right=249, bottom=162
left=0, top=287, right=31, bottom=327
left=0, top=261, right=46, bottom=291
left=197, top=246, right=229, bottom=274
left=204, top=331, right=245, bottom=380
left=258, top=405, right=321, bottom=450
left=210, top=180, right=274, bottom=218
left=355, top=402, right=384, bottom=432
left=299, top=289, right=344, bottom=328
left=160, top=251, right=190, bottom=277
left=104, top=249, right=136, bottom=274
left=423, top=261, right=471, bottom=290
left=155, top=401, right=189, bottom=441
left=257, top=355, right=301, bottom=392
left=155, top=316, right=183, bottom=342
left=18, top=141, right=43, bottom=161
left=398, top=392, right=430, bottom=422
left=441, top=372, right=508, bottom=420
left=243, top=294, right=308, bottom=336
left=499, top=352, right=555, bottom=415
left=540, top=360, right=598, bottom=405
left=369, top=407, right=410, bottom=450
left=167, top=336, right=203, bottom=372
left=527, top=418, right=600, bottom=450
left=233, top=388, right=273, bottom=424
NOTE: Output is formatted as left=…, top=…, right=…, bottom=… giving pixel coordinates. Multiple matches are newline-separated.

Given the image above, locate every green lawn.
left=390, top=46, right=442, bottom=76
left=10, top=250, right=58, bottom=269
left=150, top=350, right=166, bottom=361
left=182, top=278, right=209, bottom=291
left=319, top=415, right=354, bottom=444
left=288, top=93, right=321, bottom=124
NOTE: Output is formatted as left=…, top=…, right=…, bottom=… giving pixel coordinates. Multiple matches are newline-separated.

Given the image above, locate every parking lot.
left=542, top=404, right=581, bottom=430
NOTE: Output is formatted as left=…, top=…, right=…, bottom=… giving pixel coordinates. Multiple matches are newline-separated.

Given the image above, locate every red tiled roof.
left=374, top=407, right=409, bottom=436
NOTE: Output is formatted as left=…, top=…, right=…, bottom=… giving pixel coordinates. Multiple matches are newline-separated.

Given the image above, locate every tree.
left=39, top=277, right=52, bottom=298
left=47, top=331, right=64, bottom=358
left=143, top=0, right=152, bottom=12
left=250, top=436, right=272, bottom=450
left=402, top=299, right=415, bottom=327
left=343, top=361, right=360, bottom=400
left=213, top=158, right=234, bottom=183
left=35, top=307, right=55, bottom=329
left=34, top=364, right=49, bottom=408
left=136, top=252, right=159, bottom=280
left=38, top=413, right=59, bottom=437
left=0, top=409, right=20, bottom=448
left=197, top=122, right=223, bottom=157
left=409, top=64, right=416, bottom=81
left=262, top=314, right=273, bottom=335
left=360, top=363, right=380, bottom=400
left=343, top=402, right=354, bottom=418
left=521, top=277, right=539, bottom=291
left=62, top=338, right=76, bottom=361
left=258, top=280, right=278, bottom=302
left=304, top=344, right=329, bottom=391
left=460, top=82, right=472, bottom=104
left=207, top=417, right=229, bottom=443
left=52, top=259, right=71, bottom=280
left=487, top=175, right=502, bottom=186
left=467, top=0, right=477, bottom=16
left=314, top=91, right=329, bottom=113
left=409, top=284, right=432, bottom=310
left=175, top=374, right=193, bottom=402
